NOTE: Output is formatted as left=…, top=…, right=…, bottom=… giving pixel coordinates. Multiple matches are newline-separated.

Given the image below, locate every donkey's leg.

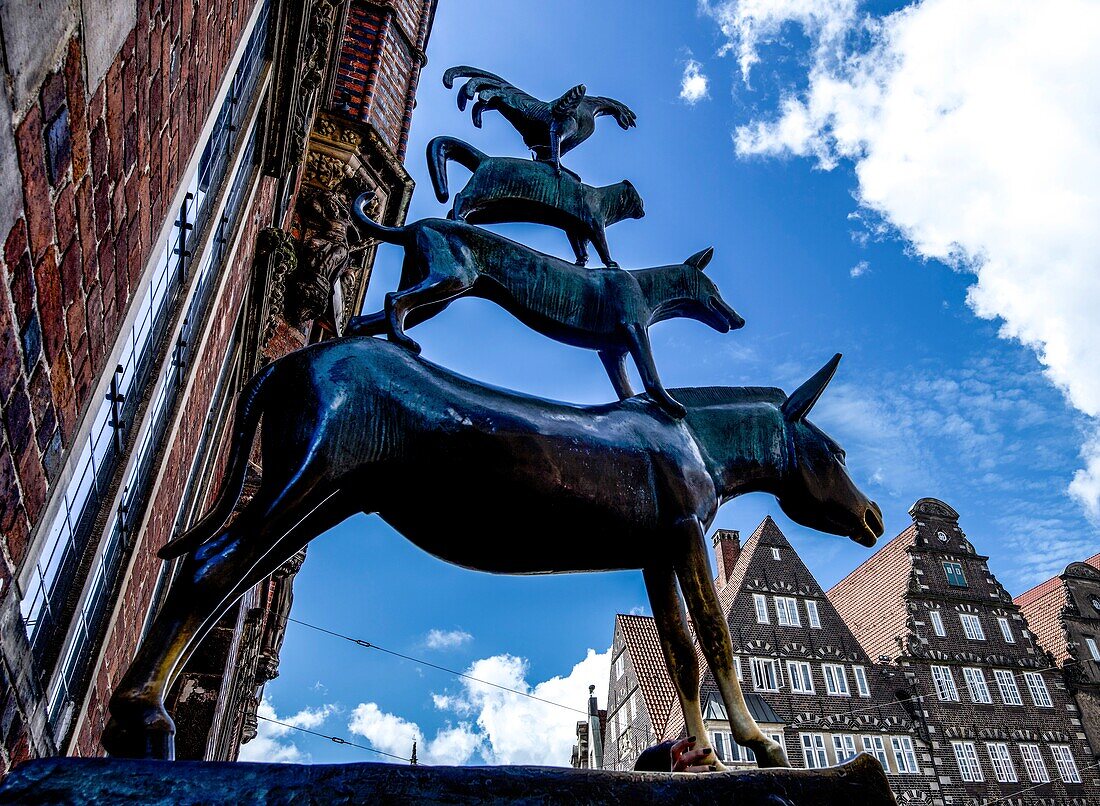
left=625, top=324, right=686, bottom=419
left=674, top=518, right=790, bottom=769
left=384, top=273, right=470, bottom=355
left=598, top=350, right=635, bottom=399
left=642, top=563, right=725, bottom=771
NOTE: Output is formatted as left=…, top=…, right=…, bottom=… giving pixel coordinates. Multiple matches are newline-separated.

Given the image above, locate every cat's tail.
left=351, top=192, right=414, bottom=246
left=426, top=136, right=486, bottom=203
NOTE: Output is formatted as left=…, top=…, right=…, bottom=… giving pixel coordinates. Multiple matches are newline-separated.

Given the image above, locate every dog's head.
left=653, top=247, right=746, bottom=333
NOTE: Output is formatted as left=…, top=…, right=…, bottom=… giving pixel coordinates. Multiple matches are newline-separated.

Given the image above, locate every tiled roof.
left=616, top=614, right=677, bottom=738
left=1011, top=551, right=1100, bottom=665
left=827, top=525, right=918, bottom=661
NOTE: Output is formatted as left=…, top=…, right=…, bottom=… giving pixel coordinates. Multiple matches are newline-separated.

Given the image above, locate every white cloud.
left=679, top=59, right=710, bottom=104
left=238, top=699, right=336, bottom=764
left=425, top=628, right=473, bottom=650
left=349, top=646, right=611, bottom=767
left=849, top=260, right=870, bottom=278
left=707, top=0, right=1100, bottom=521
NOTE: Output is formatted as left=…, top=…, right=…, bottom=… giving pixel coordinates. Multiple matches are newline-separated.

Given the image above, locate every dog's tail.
left=351, top=192, right=414, bottom=245
left=426, top=136, right=486, bottom=203
left=157, top=361, right=277, bottom=559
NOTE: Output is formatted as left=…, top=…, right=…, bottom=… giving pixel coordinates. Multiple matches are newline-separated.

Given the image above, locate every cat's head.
left=607, top=180, right=646, bottom=223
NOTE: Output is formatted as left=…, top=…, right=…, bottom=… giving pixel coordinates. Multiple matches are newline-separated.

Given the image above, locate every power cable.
left=981, top=760, right=1100, bottom=805
left=255, top=713, right=411, bottom=762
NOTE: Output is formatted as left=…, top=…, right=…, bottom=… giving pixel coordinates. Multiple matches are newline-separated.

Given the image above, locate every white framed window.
left=962, top=668, right=992, bottom=704
left=788, top=661, right=814, bottom=694
left=734, top=655, right=742, bottom=681
left=960, top=614, right=985, bottom=641
left=997, top=617, right=1015, bottom=643
left=1086, top=637, right=1100, bottom=661
left=711, top=730, right=730, bottom=762
left=800, top=733, right=829, bottom=769
left=891, top=736, right=919, bottom=774
left=993, top=670, right=1022, bottom=706
left=1019, top=744, right=1050, bottom=783
left=614, top=653, right=625, bottom=678
left=823, top=663, right=850, bottom=696
left=805, top=599, right=821, bottom=628
left=751, top=657, right=780, bottom=692
left=772, top=547, right=781, bottom=561
left=833, top=734, right=858, bottom=763
left=928, top=609, right=946, bottom=637
left=754, top=594, right=770, bottom=624
left=862, top=735, right=889, bottom=768
left=986, top=742, right=1017, bottom=783
left=1023, top=672, right=1053, bottom=707
left=952, top=741, right=984, bottom=782
left=775, top=596, right=801, bottom=627
left=1051, top=745, right=1081, bottom=783
left=931, top=665, right=959, bottom=701
left=852, top=665, right=870, bottom=697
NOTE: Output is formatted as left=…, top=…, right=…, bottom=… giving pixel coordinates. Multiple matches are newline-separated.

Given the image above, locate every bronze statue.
left=427, top=136, right=643, bottom=268
left=343, top=195, right=743, bottom=418
left=103, top=338, right=883, bottom=763
left=443, top=66, right=636, bottom=172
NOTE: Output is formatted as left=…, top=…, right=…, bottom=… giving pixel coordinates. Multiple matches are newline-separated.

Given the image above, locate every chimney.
left=712, top=529, right=741, bottom=589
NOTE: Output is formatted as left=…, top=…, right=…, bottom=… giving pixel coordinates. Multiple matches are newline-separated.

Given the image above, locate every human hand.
left=670, top=736, right=718, bottom=773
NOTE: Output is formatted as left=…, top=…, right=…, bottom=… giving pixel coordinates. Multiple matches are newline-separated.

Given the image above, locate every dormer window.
left=772, top=547, right=781, bottom=561
left=944, top=561, right=967, bottom=587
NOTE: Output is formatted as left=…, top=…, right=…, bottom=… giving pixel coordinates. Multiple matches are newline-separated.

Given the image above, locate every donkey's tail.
left=157, top=361, right=277, bottom=560
left=426, top=136, right=485, bottom=203
left=350, top=192, right=414, bottom=246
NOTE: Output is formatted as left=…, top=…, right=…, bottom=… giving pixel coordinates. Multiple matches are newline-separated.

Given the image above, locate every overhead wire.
left=255, top=713, right=411, bottom=762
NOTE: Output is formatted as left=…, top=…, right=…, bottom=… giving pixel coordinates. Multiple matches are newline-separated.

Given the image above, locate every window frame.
left=833, top=734, right=858, bottom=764
left=1023, top=671, right=1053, bottom=707
left=962, top=667, right=992, bottom=704
left=751, top=657, right=780, bottom=692
left=993, top=669, right=1022, bottom=706
left=931, top=665, right=960, bottom=702
left=891, top=736, right=919, bottom=774
left=986, top=742, right=1017, bottom=783
left=959, top=613, right=985, bottom=641
left=952, top=741, right=984, bottom=782
left=753, top=594, right=770, bottom=625
left=1050, top=745, right=1081, bottom=784
left=805, top=599, right=821, bottom=629
left=943, top=561, right=967, bottom=587
left=822, top=663, right=850, bottom=697
left=852, top=665, right=870, bottom=697
left=997, top=617, right=1015, bottom=643
left=774, top=596, right=801, bottom=627
left=1085, top=636, right=1100, bottom=661
left=787, top=660, right=815, bottom=694
left=862, top=735, right=890, bottom=768
left=800, top=733, right=829, bottom=769
left=928, top=609, right=946, bottom=637
left=1019, top=743, right=1050, bottom=783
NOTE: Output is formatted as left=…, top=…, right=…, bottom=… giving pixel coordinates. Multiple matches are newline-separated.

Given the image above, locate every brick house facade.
left=0, top=0, right=435, bottom=772
left=831, top=498, right=1100, bottom=805
left=1015, top=553, right=1100, bottom=769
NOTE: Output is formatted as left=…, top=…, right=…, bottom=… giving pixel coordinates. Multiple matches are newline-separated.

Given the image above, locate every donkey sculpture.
left=103, top=337, right=884, bottom=763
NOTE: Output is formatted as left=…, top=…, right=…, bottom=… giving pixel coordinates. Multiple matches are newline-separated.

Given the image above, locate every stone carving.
left=427, top=136, right=644, bottom=267
left=908, top=497, right=960, bottom=522
left=343, top=198, right=744, bottom=418
left=443, top=66, right=636, bottom=172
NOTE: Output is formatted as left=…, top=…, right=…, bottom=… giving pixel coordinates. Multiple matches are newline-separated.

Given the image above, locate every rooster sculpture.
left=443, top=66, right=637, bottom=172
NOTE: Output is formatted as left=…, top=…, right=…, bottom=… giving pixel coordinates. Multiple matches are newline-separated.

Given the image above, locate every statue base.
left=0, top=754, right=896, bottom=804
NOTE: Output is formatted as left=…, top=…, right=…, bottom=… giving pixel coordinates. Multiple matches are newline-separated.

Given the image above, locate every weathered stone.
left=0, top=755, right=896, bottom=805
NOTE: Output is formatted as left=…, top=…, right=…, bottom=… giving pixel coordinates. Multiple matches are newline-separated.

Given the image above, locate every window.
left=928, top=609, right=946, bottom=637
left=997, top=617, right=1015, bottom=643
left=788, top=661, right=814, bottom=694
left=806, top=600, right=821, bottom=628
left=1019, top=744, right=1050, bottom=783
left=931, top=666, right=959, bottom=701
left=712, top=730, right=729, bottom=762
left=853, top=666, right=870, bottom=697
left=952, top=741, right=984, bottom=782
left=1023, top=672, right=1053, bottom=707
left=960, top=614, right=985, bottom=641
left=986, top=742, right=1017, bottom=783
left=801, top=733, right=829, bottom=769
left=1086, top=637, right=1100, bottom=661
left=1051, top=745, right=1081, bottom=783
left=943, top=561, right=967, bottom=587
left=993, top=670, right=1022, bottom=706
left=772, top=547, right=781, bottom=561
left=891, top=736, right=919, bottom=774
left=862, top=736, right=890, bottom=768
left=614, top=653, right=625, bottom=678
left=833, top=734, right=858, bottom=763
left=734, top=655, right=743, bottom=681
left=754, top=594, right=770, bottom=624
left=751, top=657, right=780, bottom=692
left=962, top=668, right=992, bottom=704
left=823, top=664, right=850, bottom=696
left=775, top=596, right=801, bottom=627
left=712, top=731, right=758, bottom=764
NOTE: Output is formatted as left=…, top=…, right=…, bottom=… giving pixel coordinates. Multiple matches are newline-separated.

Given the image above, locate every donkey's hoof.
left=755, top=739, right=790, bottom=769
left=102, top=705, right=176, bottom=760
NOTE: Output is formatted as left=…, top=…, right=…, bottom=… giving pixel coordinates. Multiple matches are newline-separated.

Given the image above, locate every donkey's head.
left=775, top=355, right=884, bottom=547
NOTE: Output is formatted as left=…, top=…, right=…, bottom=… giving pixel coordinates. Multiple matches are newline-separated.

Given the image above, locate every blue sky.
left=243, top=0, right=1100, bottom=766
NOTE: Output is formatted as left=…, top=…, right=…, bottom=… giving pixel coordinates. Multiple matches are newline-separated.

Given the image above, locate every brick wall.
left=0, top=0, right=262, bottom=773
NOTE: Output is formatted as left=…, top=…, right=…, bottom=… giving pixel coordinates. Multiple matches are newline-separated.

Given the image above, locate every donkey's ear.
left=782, top=354, right=842, bottom=422
left=685, top=247, right=714, bottom=271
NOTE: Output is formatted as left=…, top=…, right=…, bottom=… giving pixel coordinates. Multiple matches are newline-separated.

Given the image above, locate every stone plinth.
left=0, top=754, right=895, bottom=805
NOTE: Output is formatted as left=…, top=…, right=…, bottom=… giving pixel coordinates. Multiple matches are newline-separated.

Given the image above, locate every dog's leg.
left=643, top=561, right=724, bottom=771
left=385, top=273, right=470, bottom=354
left=568, top=230, right=589, bottom=267
left=598, top=350, right=635, bottom=399
left=345, top=310, right=386, bottom=337
left=625, top=324, right=686, bottom=418
left=675, top=517, right=790, bottom=769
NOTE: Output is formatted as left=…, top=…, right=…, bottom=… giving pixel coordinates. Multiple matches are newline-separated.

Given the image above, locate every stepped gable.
left=1015, top=575, right=1072, bottom=664
left=828, top=524, right=918, bottom=661
left=615, top=614, right=677, bottom=738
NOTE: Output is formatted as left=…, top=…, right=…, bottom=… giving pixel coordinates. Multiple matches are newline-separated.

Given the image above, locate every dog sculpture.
left=427, top=135, right=643, bottom=268
left=443, top=66, right=636, bottom=172
left=103, top=338, right=884, bottom=764
left=344, top=195, right=743, bottom=418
